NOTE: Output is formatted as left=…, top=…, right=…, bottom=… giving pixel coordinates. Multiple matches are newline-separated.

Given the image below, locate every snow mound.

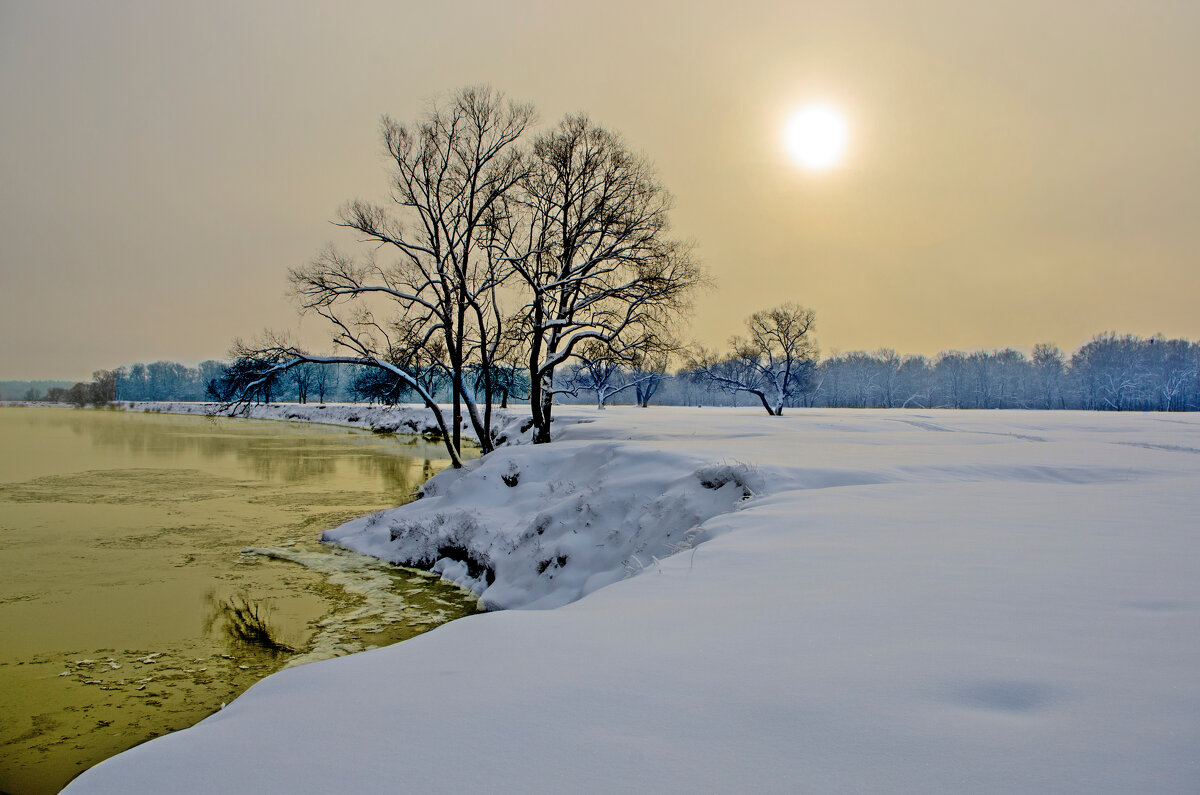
left=324, top=442, right=762, bottom=609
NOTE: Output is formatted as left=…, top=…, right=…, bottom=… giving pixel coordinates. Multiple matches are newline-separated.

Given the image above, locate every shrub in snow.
left=694, top=463, right=764, bottom=499
left=501, top=462, right=521, bottom=488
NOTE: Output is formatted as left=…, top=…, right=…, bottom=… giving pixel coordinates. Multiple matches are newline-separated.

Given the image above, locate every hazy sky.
left=2, top=0, right=1198, bottom=379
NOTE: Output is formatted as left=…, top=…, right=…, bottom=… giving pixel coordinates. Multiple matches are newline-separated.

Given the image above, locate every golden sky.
left=2, top=0, right=1198, bottom=378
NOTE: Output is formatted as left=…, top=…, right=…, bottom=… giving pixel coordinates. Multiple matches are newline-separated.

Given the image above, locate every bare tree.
left=291, top=363, right=314, bottom=404
left=219, top=332, right=466, bottom=464
left=494, top=115, right=702, bottom=442
left=934, top=351, right=968, bottom=408
left=873, top=348, right=902, bottom=408
left=1070, top=333, right=1150, bottom=411
left=567, top=342, right=668, bottom=409
left=895, top=355, right=933, bottom=408
left=691, top=303, right=817, bottom=415
left=631, top=351, right=669, bottom=408
left=223, top=92, right=704, bottom=452
left=1032, top=343, right=1066, bottom=409
left=208, top=354, right=282, bottom=406
left=312, top=360, right=337, bottom=404
left=1144, top=336, right=1198, bottom=411
left=91, top=369, right=117, bottom=404
left=235, top=87, right=535, bottom=466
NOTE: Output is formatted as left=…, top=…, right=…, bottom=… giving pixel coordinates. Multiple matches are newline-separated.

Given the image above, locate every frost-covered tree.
left=209, top=357, right=281, bottom=405
left=1032, top=343, right=1066, bottom=409
left=896, top=354, right=933, bottom=408
left=692, top=303, right=817, bottom=415
left=631, top=352, right=669, bottom=408
left=873, top=348, right=903, bottom=408
left=565, top=343, right=668, bottom=409
left=1142, top=336, right=1197, bottom=411
left=312, top=361, right=337, bottom=404
left=1070, top=333, right=1149, bottom=411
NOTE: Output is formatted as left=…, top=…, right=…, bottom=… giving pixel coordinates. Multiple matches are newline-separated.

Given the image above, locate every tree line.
left=28, top=326, right=1200, bottom=415
left=0, top=380, right=72, bottom=401
left=22, top=361, right=227, bottom=405
left=16, top=360, right=451, bottom=406
left=807, top=333, right=1200, bottom=412
left=614, top=302, right=1200, bottom=414
left=632, top=305, right=1200, bottom=413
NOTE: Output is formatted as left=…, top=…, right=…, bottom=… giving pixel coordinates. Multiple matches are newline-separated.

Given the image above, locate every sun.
left=784, top=105, right=849, bottom=170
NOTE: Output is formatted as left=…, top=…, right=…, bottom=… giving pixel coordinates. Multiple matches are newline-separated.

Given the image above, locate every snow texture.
left=65, top=407, right=1200, bottom=794
left=326, top=443, right=762, bottom=609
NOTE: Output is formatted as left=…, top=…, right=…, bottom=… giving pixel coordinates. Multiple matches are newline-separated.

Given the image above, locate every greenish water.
left=0, top=407, right=477, bottom=795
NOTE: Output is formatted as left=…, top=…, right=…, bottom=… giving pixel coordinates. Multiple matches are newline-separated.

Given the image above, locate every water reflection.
left=0, top=407, right=476, bottom=795
left=204, top=592, right=297, bottom=657
left=30, top=409, right=449, bottom=495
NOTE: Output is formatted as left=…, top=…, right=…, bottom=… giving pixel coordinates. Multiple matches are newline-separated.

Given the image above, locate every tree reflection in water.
left=38, top=409, right=456, bottom=499
left=204, top=592, right=296, bottom=657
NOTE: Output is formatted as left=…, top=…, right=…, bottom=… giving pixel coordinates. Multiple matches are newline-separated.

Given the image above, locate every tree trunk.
left=755, top=391, right=774, bottom=416
left=533, top=373, right=554, bottom=444
left=452, top=380, right=462, bottom=455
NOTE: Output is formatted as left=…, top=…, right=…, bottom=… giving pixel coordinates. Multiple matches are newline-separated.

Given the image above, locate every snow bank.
left=326, top=442, right=763, bottom=609
left=64, top=408, right=1200, bottom=794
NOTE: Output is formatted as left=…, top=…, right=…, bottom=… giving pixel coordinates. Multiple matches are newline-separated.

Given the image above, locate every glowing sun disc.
left=784, top=106, right=848, bottom=170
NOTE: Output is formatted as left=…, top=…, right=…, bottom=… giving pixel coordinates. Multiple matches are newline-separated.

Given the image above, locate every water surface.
left=0, top=407, right=476, bottom=795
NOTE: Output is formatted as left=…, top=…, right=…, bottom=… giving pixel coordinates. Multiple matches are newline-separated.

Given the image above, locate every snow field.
left=65, top=407, right=1200, bottom=794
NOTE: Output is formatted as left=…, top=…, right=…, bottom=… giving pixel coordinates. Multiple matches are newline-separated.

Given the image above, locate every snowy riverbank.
left=66, top=406, right=1200, bottom=793
left=122, top=400, right=490, bottom=439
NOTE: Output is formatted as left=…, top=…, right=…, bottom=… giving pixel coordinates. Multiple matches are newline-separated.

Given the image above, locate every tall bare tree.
left=631, top=351, right=670, bottom=407
left=234, top=87, right=535, bottom=466
left=494, top=115, right=702, bottom=442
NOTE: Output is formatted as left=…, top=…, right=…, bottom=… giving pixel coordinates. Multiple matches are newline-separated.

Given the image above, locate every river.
left=0, top=406, right=478, bottom=795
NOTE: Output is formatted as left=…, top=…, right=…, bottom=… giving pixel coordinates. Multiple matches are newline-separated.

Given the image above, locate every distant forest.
left=598, top=331, right=1199, bottom=413
left=0, top=380, right=73, bottom=401
left=13, top=331, right=1200, bottom=413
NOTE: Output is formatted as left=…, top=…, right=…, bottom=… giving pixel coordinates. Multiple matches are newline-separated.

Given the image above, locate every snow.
left=64, top=407, right=1200, bottom=794
left=325, top=442, right=762, bottom=609
left=122, top=401, right=486, bottom=439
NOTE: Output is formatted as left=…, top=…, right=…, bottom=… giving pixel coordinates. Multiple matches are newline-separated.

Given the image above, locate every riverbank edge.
left=115, top=401, right=752, bottom=612
left=0, top=399, right=508, bottom=441
left=122, top=400, right=483, bottom=439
